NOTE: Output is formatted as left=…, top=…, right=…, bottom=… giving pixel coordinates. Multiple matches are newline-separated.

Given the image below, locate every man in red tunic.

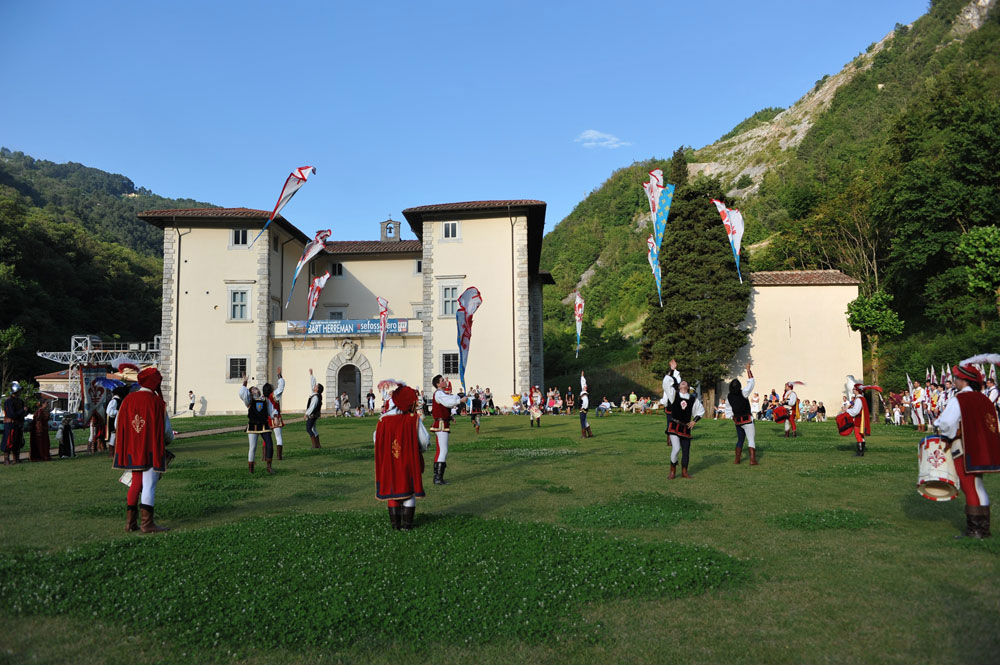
left=846, top=383, right=881, bottom=457
left=933, top=363, right=1000, bottom=539
left=112, top=368, right=174, bottom=533
left=375, top=385, right=429, bottom=530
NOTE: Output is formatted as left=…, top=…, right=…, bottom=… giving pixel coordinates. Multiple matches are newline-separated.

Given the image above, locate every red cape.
left=374, top=413, right=425, bottom=501
left=956, top=392, right=1000, bottom=473
left=853, top=396, right=871, bottom=436
left=112, top=390, right=167, bottom=472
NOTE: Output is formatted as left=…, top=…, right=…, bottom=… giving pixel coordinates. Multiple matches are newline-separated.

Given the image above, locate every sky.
left=0, top=0, right=928, bottom=241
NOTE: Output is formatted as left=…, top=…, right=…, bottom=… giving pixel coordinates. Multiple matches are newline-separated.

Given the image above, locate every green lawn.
left=1, top=414, right=997, bottom=664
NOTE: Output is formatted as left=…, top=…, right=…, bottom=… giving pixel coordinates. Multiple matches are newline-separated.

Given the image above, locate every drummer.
left=932, top=363, right=1000, bottom=539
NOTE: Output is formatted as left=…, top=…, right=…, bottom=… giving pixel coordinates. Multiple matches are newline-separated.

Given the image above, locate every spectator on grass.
left=751, top=393, right=761, bottom=421
left=597, top=397, right=612, bottom=416
left=817, top=402, right=827, bottom=422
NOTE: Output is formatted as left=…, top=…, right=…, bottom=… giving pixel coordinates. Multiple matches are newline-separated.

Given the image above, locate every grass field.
left=1, top=413, right=997, bottom=664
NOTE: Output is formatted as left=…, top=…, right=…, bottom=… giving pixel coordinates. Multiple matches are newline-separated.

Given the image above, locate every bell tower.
left=380, top=218, right=401, bottom=242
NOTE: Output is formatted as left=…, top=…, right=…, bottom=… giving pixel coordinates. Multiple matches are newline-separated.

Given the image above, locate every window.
left=231, top=229, right=248, bottom=246
left=230, top=289, right=249, bottom=320
left=328, top=310, right=344, bottom=320
left=272, top=235, right=279, bottom=252
left=443, top=221, right=459, bottom=240
left=415, top=259, right=422, bottom=274
left=442, top=353, right=459, bottom=375
left=228, top=357, right=248, bottom=380
left=441, top=286, right=458, bottom=316
left=330, top=262, right=344, bottom=277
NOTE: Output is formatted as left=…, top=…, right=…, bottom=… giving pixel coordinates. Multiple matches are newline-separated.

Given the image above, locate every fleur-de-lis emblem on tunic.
left=131, top=414, right=145, bottom=434
left=391, top=438, right=401, bottom=459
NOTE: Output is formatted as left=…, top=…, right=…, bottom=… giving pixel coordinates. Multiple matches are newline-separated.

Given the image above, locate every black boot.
left=855, top=441, right=864, bottom=457
left=433, top=462, right=448, bottom=485
left=400, top=506, right=415, bottom=531
left=861, top=440, right=867, bottom=456
left=388, top=505, right=401, bottom=530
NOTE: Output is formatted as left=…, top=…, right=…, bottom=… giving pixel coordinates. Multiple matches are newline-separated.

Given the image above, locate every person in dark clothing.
left=2, top=381, right=27, bottom=465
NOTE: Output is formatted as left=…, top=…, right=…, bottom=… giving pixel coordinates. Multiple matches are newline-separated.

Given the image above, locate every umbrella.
left=95, top=378, right=125, bottom=390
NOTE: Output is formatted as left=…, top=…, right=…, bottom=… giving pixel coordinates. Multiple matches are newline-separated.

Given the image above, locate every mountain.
left=539, top=0, right=1000, bottom=388
left=0, top=150, right=216, bottom=387
left=0, top=148, right=213, bottom=256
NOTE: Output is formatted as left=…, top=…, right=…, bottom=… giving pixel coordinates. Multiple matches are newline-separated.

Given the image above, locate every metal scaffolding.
left=36, top=335, right=161, bottom=413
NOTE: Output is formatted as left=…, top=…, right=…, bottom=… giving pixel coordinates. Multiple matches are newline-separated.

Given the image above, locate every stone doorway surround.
left=325, top=340, right=372, bottom=412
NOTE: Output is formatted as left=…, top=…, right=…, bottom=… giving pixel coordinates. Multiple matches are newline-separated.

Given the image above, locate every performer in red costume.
left=429, top=374, right=462, bottom=485
left=780, top=381, right=802, bottom=438
left=933, top=363, right=1000, bottom=539
left=846, top=383, right=881, bottom=456
left=112, top=367, right=173, bottom=533
left=375, top=385, right=430, bottom=530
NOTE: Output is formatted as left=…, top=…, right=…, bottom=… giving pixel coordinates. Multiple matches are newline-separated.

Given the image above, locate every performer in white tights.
left=429, top=374, right=462, bottom=485
left=660, top=359, right=706, bottom=479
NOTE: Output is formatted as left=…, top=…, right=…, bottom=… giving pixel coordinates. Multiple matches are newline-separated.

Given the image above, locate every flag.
left=250, top=166, right=316, bottom=247
left=376, top=296, right=389, bottom=366
left=455, top=287, right=483, bottom=392
left=711, top=199, right=746, bottom=283
left=285, top=229, right=331, bottom=308
left=642, top=170, right=675, bottom=306
left=926, top=368, right=930, bottom=383
left=646, top=234, right=663, bottom=307
left=573, top=291, right=585, bottom=358
left=992, top=364, right=997, bottom=383
left=930, top=365, right=937, bottom=385
left=906, top=373, right=914, bottom=398
left=305, top=271, right=330, bottom=323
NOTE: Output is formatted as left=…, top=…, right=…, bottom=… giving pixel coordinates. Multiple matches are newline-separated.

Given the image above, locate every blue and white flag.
left=642, top=169, right=675, bottom=305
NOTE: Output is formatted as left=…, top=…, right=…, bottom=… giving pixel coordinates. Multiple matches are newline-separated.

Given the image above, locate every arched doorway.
left=337, top=364, right=361, bottom=411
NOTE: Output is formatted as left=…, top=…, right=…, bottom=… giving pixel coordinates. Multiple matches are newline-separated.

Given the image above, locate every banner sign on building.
left=286, top=319, right=410, bottom=336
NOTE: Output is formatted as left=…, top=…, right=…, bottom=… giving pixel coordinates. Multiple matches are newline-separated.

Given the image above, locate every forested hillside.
left=0, top=149, right=215, bottom=384
left=540, top=0, right=1000, bottom=390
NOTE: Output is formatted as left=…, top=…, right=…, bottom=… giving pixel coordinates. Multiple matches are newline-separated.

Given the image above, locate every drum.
left=773, top=406, right=789, bottom=423
left=917, top=435, right=959, bottom=501
left=835, top=412, right=854, bottom=436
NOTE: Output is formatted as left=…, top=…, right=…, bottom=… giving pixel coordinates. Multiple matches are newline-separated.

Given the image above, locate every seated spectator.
left=817, top=402, right=826, bottom=422
left=714, top=399, right=727, bottom=420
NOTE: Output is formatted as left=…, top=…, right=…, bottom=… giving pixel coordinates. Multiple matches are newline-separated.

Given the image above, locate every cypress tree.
left=640, top=176, right=751, bottom=400
left=669, top=147, right=688, bottom=188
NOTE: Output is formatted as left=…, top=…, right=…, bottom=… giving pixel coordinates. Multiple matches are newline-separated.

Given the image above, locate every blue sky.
left=0, top=0, right=926, bottom=241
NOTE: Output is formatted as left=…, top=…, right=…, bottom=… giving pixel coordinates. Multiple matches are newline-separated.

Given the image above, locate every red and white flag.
left=286, top=229, right=331, bottom=308
left=250, top=166, right=316, bottom=247
left=376, top=296, right=389, bottom=365
left=456, top=287, right=483, bottom=391
left=711, top=199, right=746, bottom=283
left=306, top=271, right=330, bottom=321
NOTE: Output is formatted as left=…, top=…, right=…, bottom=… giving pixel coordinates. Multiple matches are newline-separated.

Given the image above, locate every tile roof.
left=137, top=207, right=308, bottom=244
left=324, top=240, right=423, bottom=255
left=750, top=270, right=860, bottom=286
left=402, top=200, right=546, bottom=214
left=139, top=207, right=269, bottom=218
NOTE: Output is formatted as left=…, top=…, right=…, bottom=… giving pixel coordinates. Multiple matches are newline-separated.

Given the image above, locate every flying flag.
left=646, top=234, right=663, bottom=307
left=930, top=365, right=937, bottom=385
left=455, top=287, right=483, bottom=392
left=376, top=296, right=389, bottom=366
left=285, top=229, right=331, bottom=309
left=642, top=169, right=675, bottom=306
left=711, top=199, right=746, bottom=283
left=906, top=373, right=914, bottom=399
left=305, top=271, right=330, bottom=322
left=573, top=291, right=585, bottom=358
left=992, top=364, right=997, bottom=383
left=250, top=166, right=317, bottom=248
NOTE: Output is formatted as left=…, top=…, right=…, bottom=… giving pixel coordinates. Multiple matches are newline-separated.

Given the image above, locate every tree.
left=846, top=290, right=904, bottom=415
left=958, top=225, right=1000, bottom=321
left=669, top=147, right=688, bottom=188
left=640, top=176, right=751, bottom=409
left=0, top=324, right=25, bottom=395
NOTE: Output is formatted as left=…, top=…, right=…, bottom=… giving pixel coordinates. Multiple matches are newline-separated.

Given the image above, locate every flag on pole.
left=305, top=272, right=330, bottom=322
left=455, top=287, right=483, bottom=392
left=573, top=291, right=585, bottom=358
left=285, top=229, right=331, bottom=308
left=646, top=234, right=663, bottom=307
left=926, top=368, right=931, bottom=383
left=711, top=199, right=746, bottom=283
left=906, top=373, right=914, bottom=399
left=376, top=296, right=389, bottom=366
left=250, top=166, right=316, bottom=248
left=930, top=365, right=937, bottom=385
left=991, top=364, right=997, bottom=383
left=642, top=170, right=675, bottom=306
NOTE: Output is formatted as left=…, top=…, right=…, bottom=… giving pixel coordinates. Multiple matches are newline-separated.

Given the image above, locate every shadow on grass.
left=900, top=490, right=965, bottom=531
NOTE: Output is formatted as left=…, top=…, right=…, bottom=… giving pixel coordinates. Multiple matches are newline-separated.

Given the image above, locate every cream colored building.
left=729, top=270, right=863, bottom=415
left=139, top=201, right=552, bottom=415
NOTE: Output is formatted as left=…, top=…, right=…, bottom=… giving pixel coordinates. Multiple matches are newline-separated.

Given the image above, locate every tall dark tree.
left=640, top=176, right=751, bottom=403
left=669, top=147, right=688, bottom=188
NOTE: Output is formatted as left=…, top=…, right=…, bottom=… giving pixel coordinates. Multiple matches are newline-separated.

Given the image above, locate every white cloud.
left=574, top=129, right=631, bottom=149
